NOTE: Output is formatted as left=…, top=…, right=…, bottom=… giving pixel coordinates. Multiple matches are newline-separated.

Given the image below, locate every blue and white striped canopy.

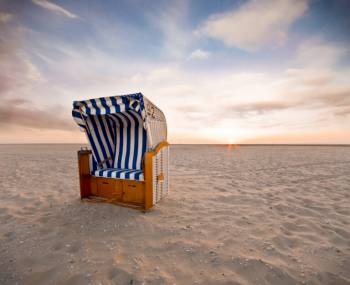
left=72, top=93, right=148, bottom=180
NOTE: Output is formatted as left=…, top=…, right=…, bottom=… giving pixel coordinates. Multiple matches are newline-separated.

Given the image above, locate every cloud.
left=295, top=37, right=347, bottom=68
left=0, top=13, right=74, bottom=133
left=0, top=98, right=74, bottom=131
left=0, top=12, right=13, bottom=23
left=223, top=85, right=350, bottom=119
left=32, top=0, right=79, bottom=19
left=315, top=87, right=350, bottom=115
left=146, top=0, right=191, bottom=58
left=285, top=68, right=335, bottom=86
left=227, top=101, right=295, bottom=116
left=177, top=99, right=299, bottom=125
left=200, top=0, right=308, bottom=51
left=0, top=14, right=42, bottom=96
left=188, top=49, right=210, bottom=60
left=334, top=106, right=350, bottom=117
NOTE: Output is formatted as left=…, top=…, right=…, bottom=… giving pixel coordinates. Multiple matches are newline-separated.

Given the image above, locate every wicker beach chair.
left=72, top=93, right=169, bottom=210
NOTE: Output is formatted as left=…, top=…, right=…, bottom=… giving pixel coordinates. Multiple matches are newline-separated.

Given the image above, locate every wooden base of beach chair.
left=78, top=150, right=154, bottom=210
left=77, top=141, right=169, bottom=211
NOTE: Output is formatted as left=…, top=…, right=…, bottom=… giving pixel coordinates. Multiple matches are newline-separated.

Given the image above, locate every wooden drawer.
left=96, top=178, right=122, bottom=200
left=122, top=181, right=144, bottom=204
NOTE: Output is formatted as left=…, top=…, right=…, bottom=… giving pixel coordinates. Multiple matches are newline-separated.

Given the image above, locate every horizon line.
left=1, top=143, right=350, bottom=147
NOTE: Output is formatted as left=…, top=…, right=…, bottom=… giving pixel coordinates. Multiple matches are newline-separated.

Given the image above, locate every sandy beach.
left=0, top=144, right=349, bottom=285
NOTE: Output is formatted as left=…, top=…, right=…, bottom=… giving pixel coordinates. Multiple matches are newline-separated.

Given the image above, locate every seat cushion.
left=93, top=168, right=144, bottom=181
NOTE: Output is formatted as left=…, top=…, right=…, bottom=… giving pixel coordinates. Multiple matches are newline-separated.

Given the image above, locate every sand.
left=0, top=144, right=349, bottom=285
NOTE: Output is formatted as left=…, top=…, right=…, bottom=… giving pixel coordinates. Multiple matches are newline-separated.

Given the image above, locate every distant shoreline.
left=1, top=143, right=350, bottom=147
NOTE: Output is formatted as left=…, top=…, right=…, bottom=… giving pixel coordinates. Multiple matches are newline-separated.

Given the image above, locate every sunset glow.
left=0, top=0, right=349, bottom=144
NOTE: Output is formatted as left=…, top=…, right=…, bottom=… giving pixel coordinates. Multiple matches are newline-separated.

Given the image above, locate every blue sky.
left=0, top=0, right=349, bottom=143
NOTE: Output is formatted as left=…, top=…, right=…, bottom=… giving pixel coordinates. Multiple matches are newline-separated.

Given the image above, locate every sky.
left=0, top=0, right=349, bottom=144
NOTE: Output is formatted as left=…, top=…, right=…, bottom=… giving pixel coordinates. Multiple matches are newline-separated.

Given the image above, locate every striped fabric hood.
left=72, top=93, right=148, bottom=172
left=72, top=93, right=146, bottom=130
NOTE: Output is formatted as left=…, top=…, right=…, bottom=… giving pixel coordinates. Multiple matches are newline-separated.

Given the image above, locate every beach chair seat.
left=93, top=168, right=144, bottom=181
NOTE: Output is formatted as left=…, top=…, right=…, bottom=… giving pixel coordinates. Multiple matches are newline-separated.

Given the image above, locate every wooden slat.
left=77, top=150, right=92, bottom=199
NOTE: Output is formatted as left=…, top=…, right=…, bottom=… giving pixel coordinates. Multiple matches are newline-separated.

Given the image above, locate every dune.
left=0, top=144, right=349, bottom=285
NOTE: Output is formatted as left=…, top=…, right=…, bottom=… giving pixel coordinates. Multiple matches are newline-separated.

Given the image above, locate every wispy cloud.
left=227, top=101, right=295, bottom=116
left=200, top=0, right=308, bottom=51
left=295, top=37, right=347, bottom=68
left=147, top=0, right=191, bottom=58
left=315, top=87, right=350, bottom=115
left=0, top=12, right=13, bottom=23
left=222, top=85, right=350, bottom=119
left=0, top=15, right=42, bottom=96
left=0, top=15, right=75, bottom=133
left=0, top=98, right=74, bottom=131
left=32, top=0, right=79, bottom=19
left=188, top=49, right=210, bottom=60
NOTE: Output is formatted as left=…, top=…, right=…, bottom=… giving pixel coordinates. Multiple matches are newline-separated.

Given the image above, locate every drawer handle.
left=102, top=182, right=110, bottom=185
left=127, top=185, right=136, bottom=188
